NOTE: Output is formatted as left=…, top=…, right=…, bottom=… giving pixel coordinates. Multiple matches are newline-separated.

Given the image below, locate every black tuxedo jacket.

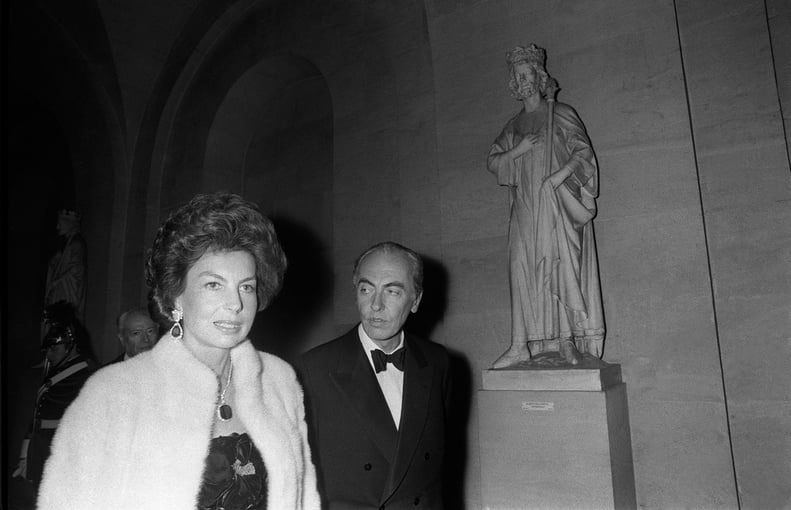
left=298, top=327, right=451, bottom=510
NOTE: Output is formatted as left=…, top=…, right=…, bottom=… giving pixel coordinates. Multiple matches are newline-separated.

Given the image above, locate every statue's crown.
left=58, top=209, right=81, bottom=221
left=506, top=44, right=546, bottom=69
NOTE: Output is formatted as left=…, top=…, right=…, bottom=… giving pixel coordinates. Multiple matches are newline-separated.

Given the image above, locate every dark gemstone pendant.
left=218, top=404, right=233, bottom=421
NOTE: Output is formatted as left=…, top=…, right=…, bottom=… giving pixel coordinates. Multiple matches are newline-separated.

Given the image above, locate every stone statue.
left=487, top=44, right=605, bottom=368
left=44, top=209, right=87, bottom=321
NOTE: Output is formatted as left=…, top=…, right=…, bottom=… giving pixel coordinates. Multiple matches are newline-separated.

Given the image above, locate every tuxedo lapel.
left=329, top=330, right=398, bottom=461
left=386, top=334, right=434, bottom=496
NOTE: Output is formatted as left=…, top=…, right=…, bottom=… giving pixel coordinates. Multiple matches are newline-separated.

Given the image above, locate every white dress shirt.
left=358, top=324, right=404, bottom=429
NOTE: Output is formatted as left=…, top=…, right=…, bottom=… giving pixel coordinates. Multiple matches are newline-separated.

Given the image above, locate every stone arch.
left=7, top=2, right=124, bottom=362
left=141, top=2, right=334, bottom=358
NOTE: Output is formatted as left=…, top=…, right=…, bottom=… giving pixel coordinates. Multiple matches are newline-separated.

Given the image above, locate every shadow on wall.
left=407, top=256, right=472, bottom=509
left=406, top=256, right=447, bottom=342
left=249, top=216, right=333, bottom=364
left=443, top=348, right=473, bottom=510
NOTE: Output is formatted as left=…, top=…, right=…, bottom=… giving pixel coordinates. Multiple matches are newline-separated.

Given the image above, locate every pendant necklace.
left=217, top=361, right=233, bottom=422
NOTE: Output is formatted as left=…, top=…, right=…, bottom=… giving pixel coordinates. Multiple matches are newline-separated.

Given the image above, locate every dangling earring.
left=170, top=308, right=183, bottom=339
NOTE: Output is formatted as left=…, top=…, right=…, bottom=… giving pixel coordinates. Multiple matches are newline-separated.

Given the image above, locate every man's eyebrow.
left=357, top=278, right=406, bottom=289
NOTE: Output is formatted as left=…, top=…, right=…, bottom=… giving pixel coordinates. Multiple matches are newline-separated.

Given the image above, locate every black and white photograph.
left=4, top=1, right=790, bottom=508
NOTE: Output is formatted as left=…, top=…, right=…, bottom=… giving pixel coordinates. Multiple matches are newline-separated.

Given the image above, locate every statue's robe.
left=45, top=233, right=87, bottom=320
left=487, top=101, right=605, bottom=356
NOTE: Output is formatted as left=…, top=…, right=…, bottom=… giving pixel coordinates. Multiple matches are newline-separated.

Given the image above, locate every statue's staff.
left=541, top=76, right=585, bottom=365
left=544, top=77, right=559, bottom=180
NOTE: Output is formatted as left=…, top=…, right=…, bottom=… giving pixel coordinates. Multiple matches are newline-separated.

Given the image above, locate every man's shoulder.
left=53, top=355, right=95, bottom=378
left=300, top=327, right=357, bottom=361
left=405, top=331, right=439, bottom=347
left=405, top=332, right=450, bottom=363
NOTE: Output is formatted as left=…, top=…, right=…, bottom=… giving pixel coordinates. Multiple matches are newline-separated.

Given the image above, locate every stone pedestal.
left=479, top=363, right=636, bottom=509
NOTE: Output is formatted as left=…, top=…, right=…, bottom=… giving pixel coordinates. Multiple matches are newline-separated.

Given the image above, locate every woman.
left=38, top=192, right=320, bottom=510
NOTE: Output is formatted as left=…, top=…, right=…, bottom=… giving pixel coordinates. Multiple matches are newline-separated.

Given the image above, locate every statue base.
left=479, top=362, right=636, bottom=509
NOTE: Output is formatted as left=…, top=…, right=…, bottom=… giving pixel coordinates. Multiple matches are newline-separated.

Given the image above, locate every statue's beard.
left=515, top=83, right=539, bottom=100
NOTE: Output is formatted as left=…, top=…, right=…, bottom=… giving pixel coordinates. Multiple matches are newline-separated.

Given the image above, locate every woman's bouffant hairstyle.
left=145, top=192, right=287, bottom=324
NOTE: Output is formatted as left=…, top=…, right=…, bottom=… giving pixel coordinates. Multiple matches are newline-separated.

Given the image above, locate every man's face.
left=44, top=343, right=70, bottom=365
left=355, top=250, right=422, bottom=348
left=119, top=312, right=159, bottom=357
left=512, top=62, right=538, bottom=100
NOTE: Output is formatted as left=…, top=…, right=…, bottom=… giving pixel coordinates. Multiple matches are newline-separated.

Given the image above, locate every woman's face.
left=174, top=250, right=258, bottom=357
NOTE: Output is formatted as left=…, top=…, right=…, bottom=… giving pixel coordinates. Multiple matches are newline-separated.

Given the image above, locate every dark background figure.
left=39, top=301, right=97, bottom=364
left=298, top=242, right=452, bottom=509
left=9, top=303, right=95, bottom=510
left=110, top=306, right=160, bottom=363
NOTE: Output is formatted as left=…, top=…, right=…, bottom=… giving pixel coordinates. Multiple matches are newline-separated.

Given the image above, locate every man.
left=299, top=242, right=451, bottom=509
left=486, top=44, right=605, bottom=367
left=111, top=306, right=160, bottom=363
left=12, top=321, right=94, bottom=505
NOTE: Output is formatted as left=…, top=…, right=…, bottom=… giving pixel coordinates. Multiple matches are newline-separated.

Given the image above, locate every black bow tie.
left=371, top=347, right=406, bottom=373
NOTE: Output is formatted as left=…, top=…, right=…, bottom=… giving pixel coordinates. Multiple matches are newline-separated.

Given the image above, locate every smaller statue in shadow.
left=487, top=44, right=605, bottom=368
left=44, top=209, right=87, bottom=320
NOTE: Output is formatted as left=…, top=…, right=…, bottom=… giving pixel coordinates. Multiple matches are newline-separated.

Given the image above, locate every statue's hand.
left=544, top=165, right=572, bottom=189
left=513, top=134, right=539, bottom=159
left=544, top=173, right=563, bottom=190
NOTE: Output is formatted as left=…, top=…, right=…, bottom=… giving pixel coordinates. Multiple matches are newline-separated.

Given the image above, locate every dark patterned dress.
left=197, top=433, right=268, bottom=510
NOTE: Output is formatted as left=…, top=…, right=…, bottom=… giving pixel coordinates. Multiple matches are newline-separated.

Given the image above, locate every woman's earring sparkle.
left=169, top=308, right=183, bottom=339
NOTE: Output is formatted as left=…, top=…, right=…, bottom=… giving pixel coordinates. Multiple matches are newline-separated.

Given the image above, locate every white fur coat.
left=38, top=335, right=320, bottom=510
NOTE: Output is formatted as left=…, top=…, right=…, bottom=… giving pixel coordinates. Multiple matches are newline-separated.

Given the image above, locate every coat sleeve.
left=554, top=103, right=598, bottom=197
left=267, top=354, right=322, bottom=510
left=295, top=375, right=322, bottom=510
